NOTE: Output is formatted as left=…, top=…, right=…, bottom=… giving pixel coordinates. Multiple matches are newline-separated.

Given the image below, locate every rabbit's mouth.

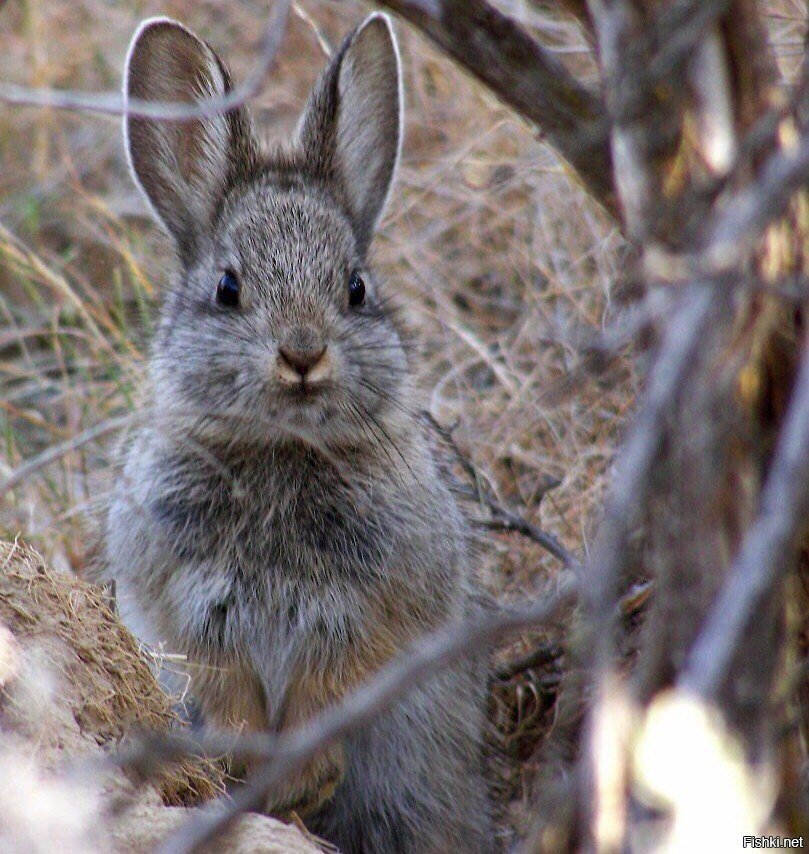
left=277, top=382, right=338, bottom=431
left=283, top=380, right=329, bottom=403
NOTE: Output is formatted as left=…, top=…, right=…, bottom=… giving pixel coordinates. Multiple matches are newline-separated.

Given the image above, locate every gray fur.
left=100, top=14, right=493, bottom=852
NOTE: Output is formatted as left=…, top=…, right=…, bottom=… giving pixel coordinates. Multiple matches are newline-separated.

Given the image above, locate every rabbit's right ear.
left=123, top=18, right=256, bottom=260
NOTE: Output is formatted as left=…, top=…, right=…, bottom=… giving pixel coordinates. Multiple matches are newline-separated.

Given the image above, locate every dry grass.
left=0, top=537, right=225, bottom=806
left=0, top=0, right=805, bottom=834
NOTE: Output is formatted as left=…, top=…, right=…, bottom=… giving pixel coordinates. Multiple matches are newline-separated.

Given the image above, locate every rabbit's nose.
left=278, top=345, right=327, bottom=378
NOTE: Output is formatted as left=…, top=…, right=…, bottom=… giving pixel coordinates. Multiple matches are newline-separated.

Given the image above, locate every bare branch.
left=648, top=0, right=732, bottom=90
left=645, top=129, right=809, bottom=280
left=494, top=641, right=563, bottom=681
left=689, top=30, right=737, bottom=175
left=680, top=332, right=809, bottom=698
left=478, top=515, right=575, bottom=567
left=0, top=0, right=615, bottom=215
left=530, top=0, right=591, bottom=28
left=0, top=415, right=134, bottom=497
left=0, top=0, right=290, bottom=121
left=580, top=285, right=724, bottom=671
left=492, top=579, right=651, bottom=681
left=587, top=0, right=732, bottom=239
left=571, top=100, right=809, bottom=769
left=424, top=412, right=576, bottom=567
left=704, top=131, right=809, bottom=272
left=587, top=0, right=662, bottom=238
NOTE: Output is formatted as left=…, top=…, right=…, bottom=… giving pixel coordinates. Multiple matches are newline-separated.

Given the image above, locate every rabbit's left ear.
left=299, top=14, right=403, bottom=253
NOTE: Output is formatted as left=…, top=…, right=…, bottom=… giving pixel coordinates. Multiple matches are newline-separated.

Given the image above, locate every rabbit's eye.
left=217, top=271, right=240, bottom=307
left=348, top=271, right=366, bottom=307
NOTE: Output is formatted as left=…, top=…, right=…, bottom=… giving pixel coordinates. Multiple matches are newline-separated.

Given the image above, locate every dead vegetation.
left=3, top=0, right=809, bottom=851
left=0, top=537, right=224, bottom=806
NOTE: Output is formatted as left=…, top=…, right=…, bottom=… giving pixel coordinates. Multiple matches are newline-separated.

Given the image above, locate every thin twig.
left=478, top=514, right=575, bottom=568
left=0, top=1, right=290, bottom=121
left=492, top=579, right=652, bottom=681
left=424, top=411, right=576, bottom=567
left=0, top=415, right=134, bottom=500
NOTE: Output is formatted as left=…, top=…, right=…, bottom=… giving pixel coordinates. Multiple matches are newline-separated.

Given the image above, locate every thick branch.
left=580, top=114, right=809, bottom=674
left=376, top=0, right=617, bottom=216
left=581, top=285, right=723, bottom=670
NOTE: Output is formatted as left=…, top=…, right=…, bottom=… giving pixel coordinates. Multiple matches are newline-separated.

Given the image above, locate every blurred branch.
left=646, top=129, right=809, bottom=281
left=795, top=24, right=809, bottom=131
left=689, top=30, right=737, bottom=174
left=581, top=285, right=723, bottom=670
left=573, top=2, right=806, bottom=844
left=132, top=585, right=578, bottom=853
left=0, top=415, right=134, bottom=498
left=0, top=0, right=732, bottom=228
left=0, top=0, right=618, bottom=215
left=587, top=0, right=666, bottom=238
left=681, top=332, right=809, bottom=698
left=703, top=131, right=809, bottom=272
left=638, top=0, right=732, bottom=106
left=587, top=0, right=734, bottom=239
left=552, top=0, right=591, bottom=27
left=376, top=0, right=618, bottom=216
left=527, top=0, right=594, bottom=37
left=0, top=0, right=290, bottom=121
left=579, top=113, right=809, bottom=686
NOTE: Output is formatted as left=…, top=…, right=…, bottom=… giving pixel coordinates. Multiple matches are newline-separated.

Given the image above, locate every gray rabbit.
left=96, top=13, right=493, bottom=853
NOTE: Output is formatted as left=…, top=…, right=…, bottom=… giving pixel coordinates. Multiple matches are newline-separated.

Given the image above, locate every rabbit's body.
left=97, top=13, right=493, bottom=853
left=109, top=430, right=490, bottom=850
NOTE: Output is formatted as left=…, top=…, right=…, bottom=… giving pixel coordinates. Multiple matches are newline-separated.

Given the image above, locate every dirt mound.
left=0, top=538, right=320, bottom=853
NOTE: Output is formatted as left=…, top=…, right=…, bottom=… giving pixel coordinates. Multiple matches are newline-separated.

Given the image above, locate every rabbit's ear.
left=124, top=18, right=256, bottom=259
left=299, top=14, right=402, bottom=253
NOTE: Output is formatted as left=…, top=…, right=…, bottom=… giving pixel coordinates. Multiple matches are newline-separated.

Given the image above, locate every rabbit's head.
left=124, top=14, right=410, bottom=450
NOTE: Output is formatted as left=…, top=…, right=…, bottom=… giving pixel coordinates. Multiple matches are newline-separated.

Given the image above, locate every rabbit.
left=95, top=12, right=494, bottom=854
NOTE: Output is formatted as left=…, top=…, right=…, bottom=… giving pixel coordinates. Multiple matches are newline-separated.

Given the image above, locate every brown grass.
left=0, top=537, right=224, bottom=806
left=0, top=0, right=805, bottom=833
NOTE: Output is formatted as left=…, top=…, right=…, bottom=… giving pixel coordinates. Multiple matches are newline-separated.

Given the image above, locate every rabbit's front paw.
left=266, top=745, right=345, bottom=818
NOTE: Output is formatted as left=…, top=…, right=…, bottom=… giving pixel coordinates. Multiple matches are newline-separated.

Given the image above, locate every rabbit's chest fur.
left=108, top=431, right=460, bottom=708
